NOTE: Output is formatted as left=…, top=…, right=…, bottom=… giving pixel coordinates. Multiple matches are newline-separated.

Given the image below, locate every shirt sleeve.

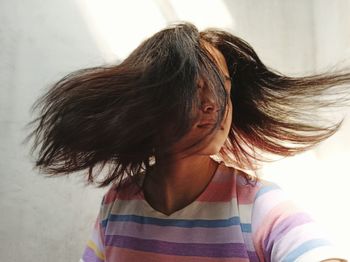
left=251, top=181, right=347, bottom=262
left=80, top=197, right=106, bottom=262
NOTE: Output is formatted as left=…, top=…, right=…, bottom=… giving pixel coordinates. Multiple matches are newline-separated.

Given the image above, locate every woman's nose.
left=201, top=100, right=218, bottom=113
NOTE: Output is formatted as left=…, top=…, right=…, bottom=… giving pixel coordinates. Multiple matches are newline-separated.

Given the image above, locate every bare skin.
left=143, top=155, right=219, bottom=216
left=143, top=42, right=232, bottom=216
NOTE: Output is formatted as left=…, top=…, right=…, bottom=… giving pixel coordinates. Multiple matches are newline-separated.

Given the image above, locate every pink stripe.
left=197, top=182, right=237, bottom=201
left=106, top=246, right=250, bottom=261
left=103, top=163, right=259, bottom=203
left=197, top=164, right=250, bottom=202
left=104, top=182, right=143, bottom=203
left=253, top=200, right=301, bottom=261
left=103, top=185, right=118, bottom=204
left=236, top=181, right=261, bottom=204
left=106, top=221, right=246, bottom=244
left=251, top=188, right=288, bottom=229
left=263, top=212, right=314, bottom=261
left=211, top=165, right=236, bottom=182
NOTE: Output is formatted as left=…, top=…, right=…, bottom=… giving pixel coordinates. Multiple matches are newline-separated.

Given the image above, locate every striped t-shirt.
left=81, top=162, right=345, bottom=261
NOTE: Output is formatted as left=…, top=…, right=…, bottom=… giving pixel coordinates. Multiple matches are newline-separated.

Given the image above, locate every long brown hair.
left=23, top=22, right=350, bottom=187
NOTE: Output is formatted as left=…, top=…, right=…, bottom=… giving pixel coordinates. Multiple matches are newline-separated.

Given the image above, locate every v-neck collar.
left=139, top=161, right=223, bottom=217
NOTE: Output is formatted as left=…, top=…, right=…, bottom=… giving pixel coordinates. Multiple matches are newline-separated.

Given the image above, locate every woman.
left=25, top=23, right=349, bottom=261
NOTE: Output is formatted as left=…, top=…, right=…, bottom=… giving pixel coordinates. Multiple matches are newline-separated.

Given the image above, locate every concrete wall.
left=1, top=0, right=349, bottom=261
left=0, top=1, right=107, bottom=261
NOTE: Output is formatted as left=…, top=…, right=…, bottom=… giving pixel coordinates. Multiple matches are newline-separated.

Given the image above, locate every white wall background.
left=0, top=0, right=349, bottom=261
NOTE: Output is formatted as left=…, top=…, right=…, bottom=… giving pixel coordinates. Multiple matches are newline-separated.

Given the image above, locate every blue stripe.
left=282, top=238, right=331, bottom=262
left=102, top=214, right=251, bottom=231
left=255, top=184, right=280, bottom=200
left=241, top=223, right=251, bottom=233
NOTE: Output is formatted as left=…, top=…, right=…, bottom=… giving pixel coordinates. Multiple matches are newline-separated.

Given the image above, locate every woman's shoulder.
left=101, top=175, right=144, bottom=205
left=220, top=162, right=282, bottom=205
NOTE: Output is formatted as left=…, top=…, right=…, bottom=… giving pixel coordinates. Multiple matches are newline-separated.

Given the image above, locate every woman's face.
left=171, top=43, right=233, bottom=157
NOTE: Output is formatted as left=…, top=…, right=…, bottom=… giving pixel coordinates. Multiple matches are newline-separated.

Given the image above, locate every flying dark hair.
left=23, top=22, right=350, bottom=187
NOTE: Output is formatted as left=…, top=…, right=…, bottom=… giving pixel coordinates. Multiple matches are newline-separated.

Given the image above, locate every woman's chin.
left=199, top=142, right=225, bottom=156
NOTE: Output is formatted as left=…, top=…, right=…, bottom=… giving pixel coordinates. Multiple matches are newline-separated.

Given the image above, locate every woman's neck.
left=143, top=155, right=219, bottom=216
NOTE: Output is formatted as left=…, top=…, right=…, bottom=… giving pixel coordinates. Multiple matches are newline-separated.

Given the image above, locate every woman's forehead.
left=202, top=42, right=230, bottom=78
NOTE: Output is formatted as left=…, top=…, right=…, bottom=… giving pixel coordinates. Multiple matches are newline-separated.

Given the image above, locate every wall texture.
left=1, top=0, right=349, bottom=261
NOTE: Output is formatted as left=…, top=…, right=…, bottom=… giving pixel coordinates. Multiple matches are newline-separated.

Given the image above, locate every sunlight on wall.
left=168, top=0, right=234, bottom=31
left=75, top=0, right=166, bottom=61
left=75, top=0, right=234, bottom=61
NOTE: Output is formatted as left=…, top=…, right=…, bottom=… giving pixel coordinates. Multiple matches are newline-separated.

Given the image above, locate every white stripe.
left=238, top=204, right=253, bottom=224
left=273, top=222, right=332, bottom=261
left=295, top=245, right=347, bottom=262
left=252, top=188, right=288, bottom=231
left=91, top=222, right=104, bottom=252
left=101, top=199, right=242, bottom=220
